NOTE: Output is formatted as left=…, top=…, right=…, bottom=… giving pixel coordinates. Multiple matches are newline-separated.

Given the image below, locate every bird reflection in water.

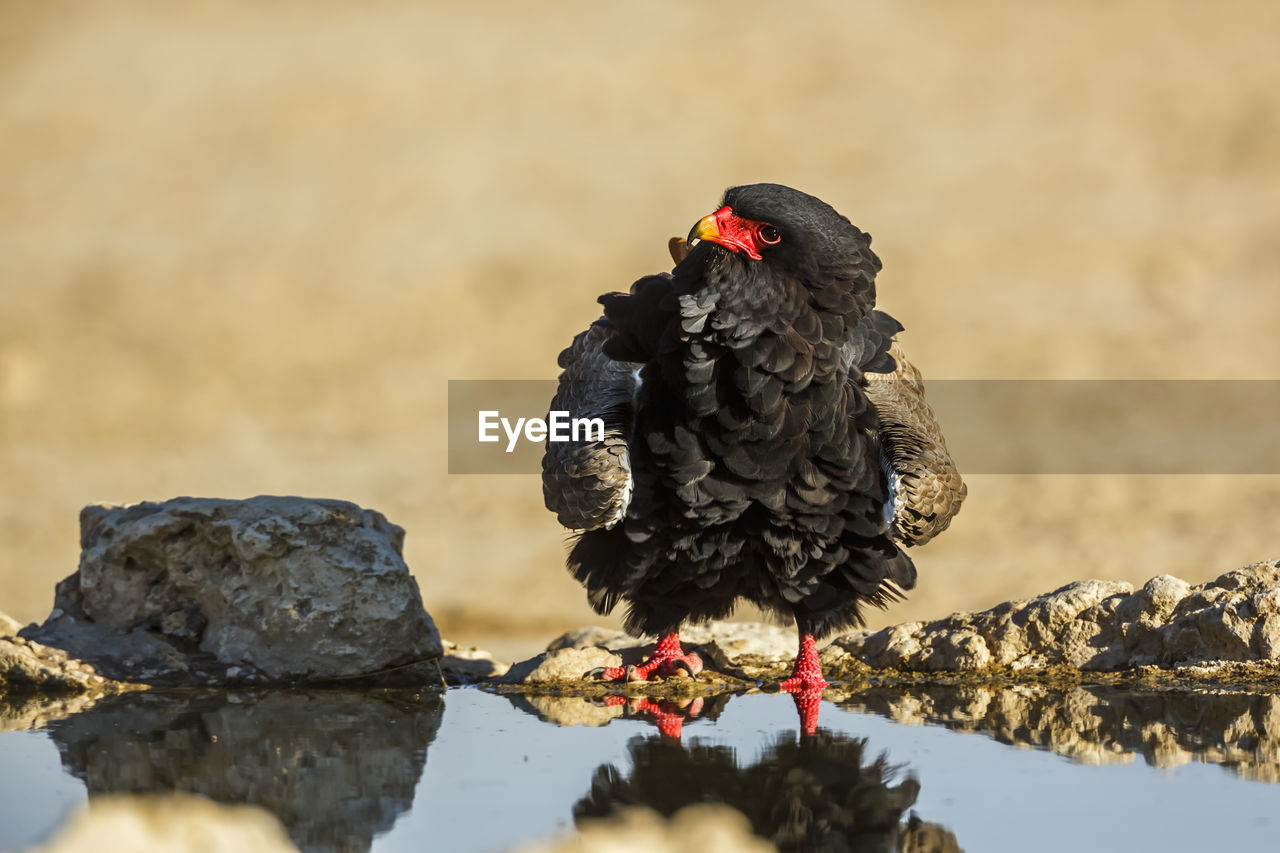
left=601, top=685, right=829, bottom=738
left=599, top=695, right=708, bottom=739
left=573, top=727, right=960, bottom=852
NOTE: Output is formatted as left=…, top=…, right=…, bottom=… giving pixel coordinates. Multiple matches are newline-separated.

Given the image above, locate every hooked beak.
left=687, top=212, right=720, bottom=246
left=685, top=205, right=764, bottom=260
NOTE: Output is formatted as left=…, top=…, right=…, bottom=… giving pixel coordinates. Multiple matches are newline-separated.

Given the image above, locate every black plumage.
left=543, top=184, right=962, bottom=686
left=572, top=731, right=950, bottom=853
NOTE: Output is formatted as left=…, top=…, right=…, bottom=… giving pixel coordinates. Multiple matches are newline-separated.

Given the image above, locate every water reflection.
left=838, top=684, right=1280, bottom=782
left=504, top=692, right=732, bottom=738
left=9, top=681, right=1280, bottom=853
left=42, top=689, right=443, bottom=853
left=573, top=730, right=957, bottom=852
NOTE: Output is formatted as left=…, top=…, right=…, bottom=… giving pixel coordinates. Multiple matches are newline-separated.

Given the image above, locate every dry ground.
left=2, top=1, right=1278, bottom=660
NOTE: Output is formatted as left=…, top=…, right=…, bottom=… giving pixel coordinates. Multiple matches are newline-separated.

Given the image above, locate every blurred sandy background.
left=2, top=1, right=1278, bottom=660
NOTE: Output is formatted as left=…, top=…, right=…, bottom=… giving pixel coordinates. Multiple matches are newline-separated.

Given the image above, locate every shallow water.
left=2, top=684, right=1278, bottom=852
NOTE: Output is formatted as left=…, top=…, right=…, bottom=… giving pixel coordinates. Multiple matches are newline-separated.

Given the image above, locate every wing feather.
left=863, top=331, right=967, bottom=546
left=541, top=322, right=637, bottom=530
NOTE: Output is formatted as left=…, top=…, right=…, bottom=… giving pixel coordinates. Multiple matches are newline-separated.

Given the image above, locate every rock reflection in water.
left=43, top=689, right=443, bottom=853
left=574, top=730, right=958, bottom=853
left=841, top=684, right=1280, bottom=782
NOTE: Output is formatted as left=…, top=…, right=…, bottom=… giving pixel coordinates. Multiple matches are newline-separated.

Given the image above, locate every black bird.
left=543, top=184, right=964, bottom=719
left=572, top=731, right=959, bottom=853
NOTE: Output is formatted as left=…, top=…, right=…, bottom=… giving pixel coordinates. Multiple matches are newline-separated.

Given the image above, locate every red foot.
left=777, top=632, right=828, bottom=735
left=785, top=686, right=825, bottom=736
left=603, top=695, right=705, bottom=738
left=590, top=632, right=703, bottom=682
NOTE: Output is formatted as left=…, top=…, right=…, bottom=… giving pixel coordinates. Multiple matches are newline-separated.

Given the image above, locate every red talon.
left=777, top=632, right=828, bottom=735
left=590, top=632, right=703, bottom=683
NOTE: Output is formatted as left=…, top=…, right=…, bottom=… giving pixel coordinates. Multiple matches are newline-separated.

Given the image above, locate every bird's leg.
left=777, top=630, right=828, bottom=735
left=589, top=631, right=703, bottom=682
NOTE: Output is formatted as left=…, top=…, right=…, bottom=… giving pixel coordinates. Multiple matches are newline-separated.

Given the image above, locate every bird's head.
left=681, top=183, right=882, bottom=319
left=686, top=184, right=879, bottom=270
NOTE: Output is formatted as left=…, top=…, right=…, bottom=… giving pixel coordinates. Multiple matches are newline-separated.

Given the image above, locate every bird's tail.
left=566, top=529, right=628, bottom=616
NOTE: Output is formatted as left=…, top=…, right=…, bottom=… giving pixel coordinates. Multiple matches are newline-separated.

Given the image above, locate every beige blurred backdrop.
left=2, top=1, right=1278, bottom=660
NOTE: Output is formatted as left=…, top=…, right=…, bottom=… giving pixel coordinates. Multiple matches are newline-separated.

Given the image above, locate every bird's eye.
left=757, top=224, right=781, bottom=245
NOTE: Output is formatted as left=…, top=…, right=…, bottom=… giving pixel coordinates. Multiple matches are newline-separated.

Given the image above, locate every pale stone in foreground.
left=35, top=794, right=298, bottom=853
left=511, top=804, right=776, bottom=853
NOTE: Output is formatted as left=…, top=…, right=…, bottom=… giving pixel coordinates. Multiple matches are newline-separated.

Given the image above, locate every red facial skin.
left=697, top=206, right=781, bottom=260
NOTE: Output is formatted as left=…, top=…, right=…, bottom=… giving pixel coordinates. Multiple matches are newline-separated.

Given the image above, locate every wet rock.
left=1, top=633, right=136, bottom=695
left=512, top=804, right=776, bottom=853
left=45, top=688, right=443, bottom=852
left=21, top=497, right=441, bottom=685
left=33, top=793, right=298, bottom=853
left=838, top=560, right=1280, bottom=672
left=498, top=647, right=623, bottom=684
left=839, top=683, right=1280, bottom=783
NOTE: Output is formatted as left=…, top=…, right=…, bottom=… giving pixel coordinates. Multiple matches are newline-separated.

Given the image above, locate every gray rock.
left=838, top=560, right=1280, bottom=672
left=21, top=496, right=441, bottom=685
left=33, top=794, right=298, bottom=853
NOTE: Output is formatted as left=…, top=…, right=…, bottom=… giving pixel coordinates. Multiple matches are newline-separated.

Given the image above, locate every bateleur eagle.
left=542, top=184, right=964, bottom=724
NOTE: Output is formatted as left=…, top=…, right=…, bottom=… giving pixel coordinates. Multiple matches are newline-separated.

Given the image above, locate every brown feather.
left=865, top=339, right=967, bottom=545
